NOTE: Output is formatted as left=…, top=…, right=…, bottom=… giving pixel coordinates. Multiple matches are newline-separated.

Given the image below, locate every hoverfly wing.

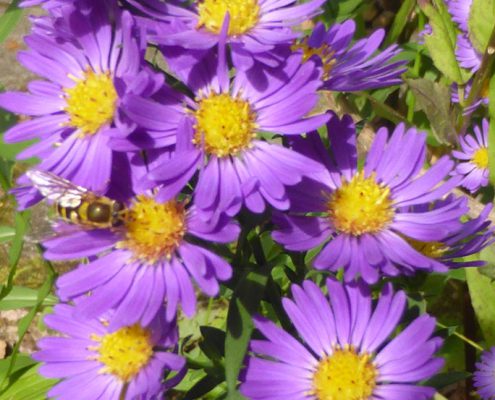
left=26, top=170, right=88, bottom=208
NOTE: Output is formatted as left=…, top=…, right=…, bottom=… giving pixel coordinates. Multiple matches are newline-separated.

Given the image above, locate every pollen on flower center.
left=407, top=238, right=448, bottom=259
left=95, top=324, right=153, bottom=382
left=327, top=171, right=394, bottom=236
left=197, top=0, right=260, bottom=36
left=292, top=39, right=336, bottom=79
left=120, top=195, right=186, bottom=263
left=64, top=70, right=117, bottom=135
left=193, top=92, right=257, bottom=157
left=312, top=348, right=377, bottom=400
left=472, top=147, right=488, bottom=169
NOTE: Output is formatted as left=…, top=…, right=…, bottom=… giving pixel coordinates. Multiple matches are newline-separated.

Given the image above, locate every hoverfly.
left=26, top=170, right=126, bottom=229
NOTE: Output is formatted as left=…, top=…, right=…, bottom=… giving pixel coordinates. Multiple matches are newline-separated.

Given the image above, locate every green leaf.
left=0, top=0, right=23, bottom=45
left=200, top=326, right=226, bottom=361
left=466, top=268, right=495, bottom=346
left=224, top=269, right=269, bottom=399
left=478, top=242, right=495, bottom=279
left=425, top=371, right=470, bottom=389
left=0, top=225, right=15, bottom=244
left=0, top=157, right=14, bottom=191
left=0, top=354, right=36, bottom=386
left=406, top=78, right=457, bottom=144
left=0, top=286, right=58, bottom=311
left=468, top=0, right=495, bottom=53
left=321, top=0, right=363, bottom=23
left=421, top=0, right=471, bottom=83
left=385, top=0, right=416, bottom=45
left=0, top=365, right=57, bottom=400
left=184, top=374, right=225, bottom=400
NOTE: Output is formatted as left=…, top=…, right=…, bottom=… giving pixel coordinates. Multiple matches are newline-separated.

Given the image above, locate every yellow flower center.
left=327, top=172, right=394, bottom=236
left=407, top=238, right=448, bottom=259
left=292, top=39, right=336, bottom=79
left=64, top=70, right=117, bottom=136
left=472, top=147, right=488, bottom=169
left=193, top=92, right=256, bottom=157
left=95, top=324, right=153, bottom=382
left=197, top=0, right=260, bottom=36
left=120, top=195, right=186, bottom=263
left=312, top=349, right=377, bottom=400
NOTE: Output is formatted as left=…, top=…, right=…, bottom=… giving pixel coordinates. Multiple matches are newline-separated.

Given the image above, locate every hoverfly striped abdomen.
left=27, top=170, right=127, bottom=230
left=56, top=199, right=125, bottom=228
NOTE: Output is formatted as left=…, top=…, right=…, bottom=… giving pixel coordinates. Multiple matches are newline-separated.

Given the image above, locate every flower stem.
left=436, top=321, right=484, bottom=351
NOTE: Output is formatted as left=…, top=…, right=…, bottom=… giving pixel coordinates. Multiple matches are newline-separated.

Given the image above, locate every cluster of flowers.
left=0, top=0, right=494, bottom=399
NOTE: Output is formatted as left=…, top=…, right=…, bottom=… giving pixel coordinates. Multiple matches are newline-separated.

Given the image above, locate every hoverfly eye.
left=113, top=202, right=125, bottom=213
left=87, top=203, right=111, bottom=223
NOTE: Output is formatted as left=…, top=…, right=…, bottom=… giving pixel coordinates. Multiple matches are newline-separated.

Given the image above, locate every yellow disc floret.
left=120, top=195, right=186, bottom=263
left=64, top=70, right=117, bottom=135
left=96, top=324, right=153, bottom=382
left=312, top=348, right=377, bottom=400
left=327, top=171, right=394, bottom=236
left=472, top=147, right=488, bottom=169
left=197, top=0, right=260, bottom=36
left=193, top=92, right=257, bottom=157
left=292, top=39, right=336, bottom=79
left=407, top=238, right=448, bottom=259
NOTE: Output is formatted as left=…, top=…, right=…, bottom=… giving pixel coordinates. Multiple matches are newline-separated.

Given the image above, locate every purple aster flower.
left=40, top=157, right=239, bottom=326
left=451, top=81, right=489, bottom=115
left=241, top=279, right=444, bottom=400
left=406, top=196, right=494, bottom=268
left=452, top=119, right=490, bottom=192
left=125, top=0, right=325, bottom=69
left=456, top=33, right=482, bottom=72
left=292, top=21, right=407, bottom=91
left=446, top=0, right=483, bottom=73
left=447, top=0, right=472, bottom=33
left=0, top=4, right=162, bottom=208
left=132, top=35, right=329, bottom=220
left=474, top=347, right=495, bottom=400
left=33, top=303, right=185, bottom=400
left=273, top=112, right=463, bottom=283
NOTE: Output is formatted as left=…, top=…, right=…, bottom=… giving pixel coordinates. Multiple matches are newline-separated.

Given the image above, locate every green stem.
left=436, top=321, right=484, bottom=352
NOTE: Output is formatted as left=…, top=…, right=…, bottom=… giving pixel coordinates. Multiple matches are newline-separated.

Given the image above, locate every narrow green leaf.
left=0, top=365, right=57, bottom=400
left=406, top=78, right=457, bottom=144
left=466, top=268, right=495, bottom=346
left=224, top=269, right=269, bottom=399
left=0, top=258, right=56, bottom=393
left=0, top=354, right=36, bottom=386
left=421, top=0, right=471, bottom=83
left=0, top=286, right=58, bottom=311
left=468, top=0, right=495, bottom=53
left=385, top=0, right=416, bottom=45
left=0, top=210, right=30, bottom=300
left=0, top=0, right=23, bottom=45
